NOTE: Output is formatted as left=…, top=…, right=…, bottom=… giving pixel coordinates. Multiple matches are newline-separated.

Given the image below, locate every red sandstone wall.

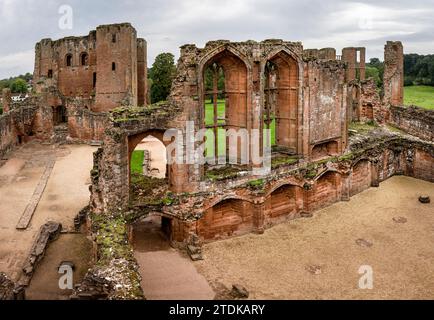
left=308, top=171, right=339, bottom=212
left=94, top=24, right=138, bottom=112
left=305, top=60, right=348, bottom=159
left=164, top=145, right=433, bottom=244
left=197, top=199, right=254, bottom=241
left=264, top=185, right=300, bottom=226
left=413, top=150, right=434, bottom=183
left=350, top=160, right=371, bottom=196
left=390, top=106, right=434, bottom=142
left=0, top=113, right=18, bottom=157
left=67, top=107, right=108, bottom=142
left=137, top=39, right=147, bottom=106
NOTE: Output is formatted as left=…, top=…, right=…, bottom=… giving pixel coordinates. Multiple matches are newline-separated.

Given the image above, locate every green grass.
left=205, top=99, right=226, bottom=126
left=130, top=150, right=144, bottom=175
left=204, top=100, right=276, bottom=157
left=404, top=86, right=434, bottom=110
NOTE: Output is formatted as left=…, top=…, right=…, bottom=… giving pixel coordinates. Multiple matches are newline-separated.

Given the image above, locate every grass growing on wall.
left=130, top=150, right=144, bottom=175
left=404, top=86, right=434, bottom=110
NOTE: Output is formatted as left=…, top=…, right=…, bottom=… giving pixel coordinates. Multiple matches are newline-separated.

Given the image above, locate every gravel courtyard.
left=195, top=176, right=434, bottom=300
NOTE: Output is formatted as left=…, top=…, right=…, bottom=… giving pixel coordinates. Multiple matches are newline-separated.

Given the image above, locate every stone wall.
left=383, top=41, right=404, bottom=107
left=0, top=105, right=38, bottom=158
left=67, top=106, right=108, bottom=142
left=163, top=136, right=434, bottom=244
left=390, top=106, right=434, bottom=141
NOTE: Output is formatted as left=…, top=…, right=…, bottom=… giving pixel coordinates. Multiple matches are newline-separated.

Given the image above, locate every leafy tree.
left=10, top=78, right=28, bottom=93
left=149, top=53, right=176, bottom=104
left=366, top=58, right=384, bottom=88
left=404, top=54, right=434, bottom=86
left=365, top=66, right=381, bottom=87
left=0, top=73, right=33, bottom=92
left=204, top=66, right=225, bottom=101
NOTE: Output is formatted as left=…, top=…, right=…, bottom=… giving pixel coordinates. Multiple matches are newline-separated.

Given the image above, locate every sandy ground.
left=195, top=176, right=434, bottom=300
left=133, top=216, right=215, bottom=300
left=135, top=136, right=167, bottom=179
left=25, top=234, right=93, bottom=300
left=0, top=143, right=96, bottom=282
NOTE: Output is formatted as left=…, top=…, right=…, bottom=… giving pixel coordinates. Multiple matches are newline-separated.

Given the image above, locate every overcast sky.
left=0, top=0, right=433, bottom=79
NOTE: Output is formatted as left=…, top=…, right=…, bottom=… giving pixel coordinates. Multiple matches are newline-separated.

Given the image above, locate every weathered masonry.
left=1, top=23, right=433, bottom=300
left=87, top=36, right=434, bottom=245
left=0, top=23, right=147, bottom=149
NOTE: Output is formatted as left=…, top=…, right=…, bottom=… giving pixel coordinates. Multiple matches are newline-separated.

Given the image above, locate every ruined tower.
left=342, top=47, right=366, bottom=81
left=33, top=23, right=147, bottom=112
left=383, top=41, right=404, bottom=106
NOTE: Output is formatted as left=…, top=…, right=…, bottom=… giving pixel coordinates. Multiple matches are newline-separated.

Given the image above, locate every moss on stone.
left=247, top=178, right=265, bottom=190
left=205, top=165, right=244, bottom=181
left=271, top=155, right=299, bottom=169
left=88, top=213, right=144, bottom=300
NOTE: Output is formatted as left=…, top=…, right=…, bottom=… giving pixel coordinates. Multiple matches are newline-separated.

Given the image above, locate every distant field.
left=404, top=86, right=434, bottom=110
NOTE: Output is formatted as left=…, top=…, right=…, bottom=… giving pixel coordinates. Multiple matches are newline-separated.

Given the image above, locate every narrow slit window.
left=66, top=54, right=73, bottom=67
left=112, top=62, right=116, bottom=71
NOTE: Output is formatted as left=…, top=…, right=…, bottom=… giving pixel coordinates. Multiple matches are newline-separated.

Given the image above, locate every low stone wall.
left=0, top=105, right=38, bottom=158
left=71, top=214, right=144, bottom=300
left=390, top=106, right=434, bottom=141
left=165, top=137, right=434, bottom=244
left=68, top=107, right=109, bottom=143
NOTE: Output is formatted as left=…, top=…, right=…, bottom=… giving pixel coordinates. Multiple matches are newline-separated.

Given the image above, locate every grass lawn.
left=131, top=150, right=144, bottom=174
left=204, top=100, right=276, bottom=157
left=404, top=86, right=434, bottom=110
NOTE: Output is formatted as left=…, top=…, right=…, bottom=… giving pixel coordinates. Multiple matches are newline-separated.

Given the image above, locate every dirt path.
left=195, top=176, right=434, bottom=300
left=0, top=143, right=96, bottom=282
left=133, top=216, right=215, bottom=300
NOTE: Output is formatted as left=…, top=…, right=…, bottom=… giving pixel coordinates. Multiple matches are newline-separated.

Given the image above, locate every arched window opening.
left=264, top=61, right=278, bottom=147
left=202, top=50, right=248, bottom=171
left=204, top=63, right=226, bottom=163
left=265, top=52, right=299, bottom=155
left=80, top=53, right=89, bottom=66
left=66, top=54, right=73, bottom=67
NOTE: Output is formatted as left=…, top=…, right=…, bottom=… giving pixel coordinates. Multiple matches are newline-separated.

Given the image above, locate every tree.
left=365, top=66, right=381, bottom=87
left=403, top=54, right=434, bottom=86
left=149, top=53, right=176, bottom=104
left=10, top=78, right=28, bottom=93
left=366, top=58, right=384, bottom=88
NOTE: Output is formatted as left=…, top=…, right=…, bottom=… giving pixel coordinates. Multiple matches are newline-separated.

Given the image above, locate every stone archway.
left=264, top=184, right=302, bottom=226
left=197, top=198, right=254, bottom=242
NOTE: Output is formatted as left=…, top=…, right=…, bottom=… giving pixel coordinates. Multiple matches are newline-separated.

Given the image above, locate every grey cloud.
left=0, top=0, right=433, bottom=78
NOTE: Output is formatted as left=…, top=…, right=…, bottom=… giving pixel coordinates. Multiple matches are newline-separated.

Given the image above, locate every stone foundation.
left=164, top=137, right=434, bottom=244
left=390, top=106, right=434, bottom=141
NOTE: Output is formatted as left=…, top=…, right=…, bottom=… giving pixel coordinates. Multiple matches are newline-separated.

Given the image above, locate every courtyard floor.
left=133, top=216, right=215, bottom=300
left=0, top=142, right=96, bottom=283
left=195, top=176, right=434, bottom=300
